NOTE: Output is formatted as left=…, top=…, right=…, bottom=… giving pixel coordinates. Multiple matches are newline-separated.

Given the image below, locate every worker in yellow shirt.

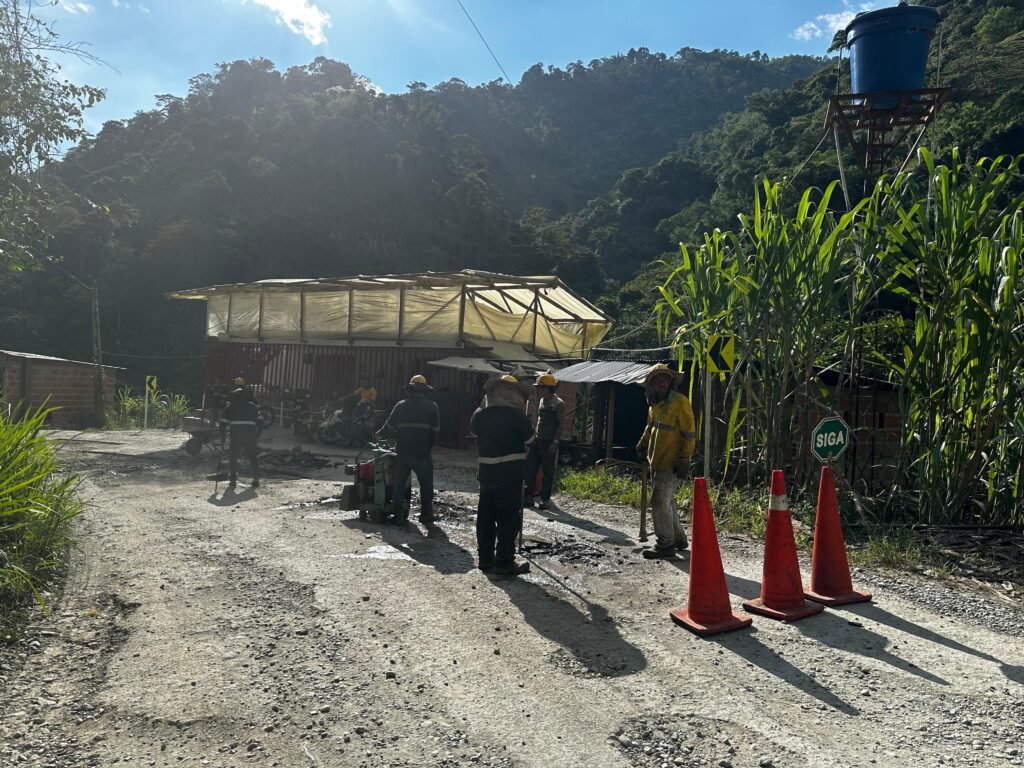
left=635, top=364, right=696, bottom=559
left=353, top=377, right=377, bottom=405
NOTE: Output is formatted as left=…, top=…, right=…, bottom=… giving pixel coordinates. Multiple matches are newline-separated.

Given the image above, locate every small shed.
left=0, top=350, right=120, bottom=428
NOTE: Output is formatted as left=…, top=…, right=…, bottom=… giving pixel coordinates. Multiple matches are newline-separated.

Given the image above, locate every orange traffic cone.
left=743, top=470, right=824, bottom=622
left=804, top=466, right=871, bottom=606
left=670, top=478, right=753, bottom=636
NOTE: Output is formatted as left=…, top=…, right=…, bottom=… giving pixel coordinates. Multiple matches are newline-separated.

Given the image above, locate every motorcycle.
left=317, top=398, right=375, bottom=448
left=289, top=390, right=317, bottom=442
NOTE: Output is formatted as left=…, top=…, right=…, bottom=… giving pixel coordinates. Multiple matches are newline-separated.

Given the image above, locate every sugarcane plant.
left=656, top=149, right=1024, bottom=526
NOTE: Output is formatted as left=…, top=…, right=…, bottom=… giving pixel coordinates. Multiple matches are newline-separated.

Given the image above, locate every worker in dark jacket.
left=379, top=375, right=440, bottom=525
left=222, top=386, right=261, bottom=489
left=524, top=371, right=565, bottom=510
left=470, top=375, right=533, bottom=577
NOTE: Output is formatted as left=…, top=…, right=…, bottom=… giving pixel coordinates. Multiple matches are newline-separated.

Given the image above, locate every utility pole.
left=90, top=283, right=104, bottom=427
left=49, top=261, right=105, bottom=426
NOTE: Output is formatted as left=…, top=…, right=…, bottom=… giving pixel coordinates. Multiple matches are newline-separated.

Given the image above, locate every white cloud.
left=245, top=0, right=332, bottom=46
left=791, top=1, right=880, bottom=42
left=60, top=1, right=95, bottom=13
left=792, top=21, right=821, bottom=42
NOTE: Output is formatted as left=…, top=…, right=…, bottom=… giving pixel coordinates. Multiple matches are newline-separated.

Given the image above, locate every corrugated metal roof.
left=555, top=360, right=653, bottom=385
left=0, top=349, right=124, bottom=370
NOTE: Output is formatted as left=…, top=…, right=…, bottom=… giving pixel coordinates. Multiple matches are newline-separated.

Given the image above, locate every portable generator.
left=340, top=447, right=409, bottom=524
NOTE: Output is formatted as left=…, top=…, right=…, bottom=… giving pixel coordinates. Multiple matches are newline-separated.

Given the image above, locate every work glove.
left=673, top=457, right=690, bottom=480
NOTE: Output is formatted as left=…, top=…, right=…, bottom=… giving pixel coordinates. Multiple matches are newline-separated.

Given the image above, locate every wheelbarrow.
left=182, top=417, right=225, bottom=457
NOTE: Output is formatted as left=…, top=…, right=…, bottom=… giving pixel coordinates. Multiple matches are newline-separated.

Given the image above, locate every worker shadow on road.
left=710, top=631, right=860, bottom=715
left=340, top=519, right=477, bottom=575
left=533, top=500, right=636, bottom=547
left=842, top=602, right=1024, bottom=685
left=206, top=487, right=259, bottom=506
left=490, top=575, right=647, bottom=678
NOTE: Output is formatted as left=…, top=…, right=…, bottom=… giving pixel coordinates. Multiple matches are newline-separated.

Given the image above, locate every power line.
left=454, top=0, right=513, bottom=85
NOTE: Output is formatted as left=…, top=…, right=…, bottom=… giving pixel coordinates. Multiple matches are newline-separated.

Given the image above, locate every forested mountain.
left=0, top=47, right=819, bottom=385
left=1, top=0, right=1021, bottom=390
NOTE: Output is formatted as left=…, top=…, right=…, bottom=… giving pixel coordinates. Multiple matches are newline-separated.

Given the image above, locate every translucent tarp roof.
left=168, top=270, right=611, bottom=358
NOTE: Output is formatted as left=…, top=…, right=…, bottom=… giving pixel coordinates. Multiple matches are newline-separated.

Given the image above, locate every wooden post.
left=91, top=285, right=104, bottom=427
left=457, top=286, right=467, bottom=346
left=703, top=370, right=712, bottom=480
left=605, top=384, right=616, bottom=459
left=397, top=288, right=406, bottom=346
left=347, top=287, right=354, bottom=345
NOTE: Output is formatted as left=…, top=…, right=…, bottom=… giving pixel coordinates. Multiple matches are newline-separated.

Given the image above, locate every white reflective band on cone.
left=769, top=494, right=790, bottom=511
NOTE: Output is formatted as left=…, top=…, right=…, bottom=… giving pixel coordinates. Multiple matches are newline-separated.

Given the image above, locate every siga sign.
left=811, top=416, right=850, bottom=462
left=706, top=334, right=735, bottom=374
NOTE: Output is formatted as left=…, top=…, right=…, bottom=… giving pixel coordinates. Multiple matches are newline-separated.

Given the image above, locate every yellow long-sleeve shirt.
left=637, top=391, right=697, bottom=470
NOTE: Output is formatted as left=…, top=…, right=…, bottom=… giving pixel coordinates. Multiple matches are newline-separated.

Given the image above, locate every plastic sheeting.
left=178, top=276, right=611, bottom=355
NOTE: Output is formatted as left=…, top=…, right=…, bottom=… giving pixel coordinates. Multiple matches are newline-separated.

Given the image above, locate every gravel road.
left=1, top=429, right=1022, bottom=768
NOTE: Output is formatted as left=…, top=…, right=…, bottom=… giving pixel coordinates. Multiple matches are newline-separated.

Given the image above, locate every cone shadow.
left=843, top=602, right=1023, bottom=684
left=710, top=631, right=860, bottom=715
left=792, top=609, right=948, bottom=686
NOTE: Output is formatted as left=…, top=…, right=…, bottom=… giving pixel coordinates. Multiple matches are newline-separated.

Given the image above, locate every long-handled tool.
left=517, top=487, right=525, bottom=554
left=212, top=445, right=226, bottom=495
left=639, top=462, right=649, bottom=542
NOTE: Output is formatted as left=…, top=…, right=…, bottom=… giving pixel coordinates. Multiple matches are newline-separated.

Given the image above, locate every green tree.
left=0, top=0, right=103, bottom=271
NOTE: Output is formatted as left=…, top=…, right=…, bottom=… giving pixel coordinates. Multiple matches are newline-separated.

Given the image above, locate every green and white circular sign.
left=811, top=416, right=850, bottom=463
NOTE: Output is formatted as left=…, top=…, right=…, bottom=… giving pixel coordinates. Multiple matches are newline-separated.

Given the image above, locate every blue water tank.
left=846, top=4, right=941, bottom=99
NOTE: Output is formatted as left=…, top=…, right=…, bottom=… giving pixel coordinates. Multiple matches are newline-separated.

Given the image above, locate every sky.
left=39, top=0, right=887, bottom=132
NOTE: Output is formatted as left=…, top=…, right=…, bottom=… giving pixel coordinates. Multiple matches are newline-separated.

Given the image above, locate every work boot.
left=251, top=479, right=260, bottom=489
left=537, top=499, right=550, bottom=510
left=675, top=533, right=689, bottom=551
left=524, top=496, right=537, bottom=508
left=418, top=512, right=435, bottom=525
left=642, top=547, right=677, bottom=560
left=227, top=478, right=237, bottom=489
left=493, top=561, right=531, bottom=577
left=478, top=559, right=495, bottom=573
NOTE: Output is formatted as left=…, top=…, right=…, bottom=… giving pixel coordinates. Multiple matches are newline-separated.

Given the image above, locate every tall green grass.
left=656, top=150, right=1024, bottom=525
left=1, top=406, right=83, bottom=623
left=107, top=385, right=190, bottom=430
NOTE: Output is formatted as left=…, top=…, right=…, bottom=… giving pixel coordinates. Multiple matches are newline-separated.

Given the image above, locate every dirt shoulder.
left=1, top=429, right=1022, bottom=768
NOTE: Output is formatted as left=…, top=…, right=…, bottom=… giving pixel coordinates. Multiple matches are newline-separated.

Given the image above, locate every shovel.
left=639, top=462, right=649, bottom=542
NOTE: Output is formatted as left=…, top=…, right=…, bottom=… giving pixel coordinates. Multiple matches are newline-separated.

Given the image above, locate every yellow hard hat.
left=500, top=375, right=519, bottom=384
left=643, top=363, right=677, bottom=386
left=234, top=376, right=246, bottom=386
left=536, top=372, right=557, bottom=387
left=409, top=374, right=427, bottom=385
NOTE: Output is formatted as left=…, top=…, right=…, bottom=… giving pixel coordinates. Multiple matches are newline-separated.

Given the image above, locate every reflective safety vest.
left=638, top=391, right=696, bottom=470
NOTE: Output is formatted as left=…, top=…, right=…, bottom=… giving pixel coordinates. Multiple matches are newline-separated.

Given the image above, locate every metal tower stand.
left=825, top=87, right=951, bottom=195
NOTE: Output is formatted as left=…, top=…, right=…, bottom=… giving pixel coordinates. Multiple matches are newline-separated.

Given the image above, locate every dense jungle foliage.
left=0, top=0, right=1021, bottom=393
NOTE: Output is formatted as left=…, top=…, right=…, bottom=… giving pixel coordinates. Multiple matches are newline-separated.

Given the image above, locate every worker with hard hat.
left=470, top=375, right=533, bottom=577
left=635, top=364, right=695, bottom=559
left=222, top=382, right=261, bottom=490
left=524, top=371, right=565, bottom=510
left=378, top=374, right=440, bottom=525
